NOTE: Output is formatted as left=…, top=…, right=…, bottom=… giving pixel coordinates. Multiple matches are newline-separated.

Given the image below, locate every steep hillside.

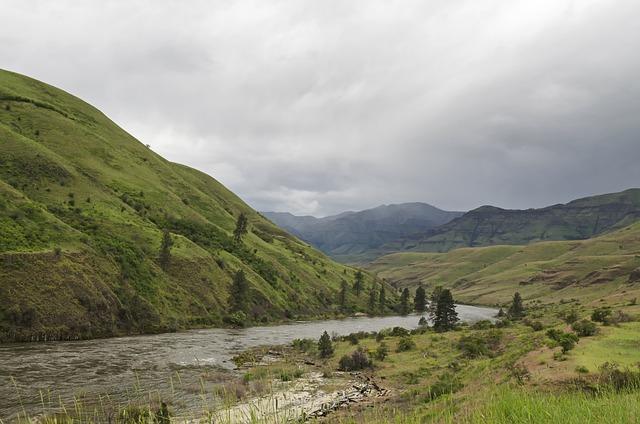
left=370, top=221, right=640, bottom=306
left=389, top=189, right=640, bottom=253
left=0, top=69, right=395, bottom=342
left=263, top=203, right=463, bottom=263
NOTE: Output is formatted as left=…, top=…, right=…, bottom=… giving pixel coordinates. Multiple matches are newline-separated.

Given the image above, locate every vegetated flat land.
left=369, top=221, right=640, bottom=307
left=0, top=69, right=395, bottom=342
left=233, top=306, right=640, bottom=423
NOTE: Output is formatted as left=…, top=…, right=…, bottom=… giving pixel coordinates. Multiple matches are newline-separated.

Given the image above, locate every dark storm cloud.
left=2, top=0, right=639, bottom=215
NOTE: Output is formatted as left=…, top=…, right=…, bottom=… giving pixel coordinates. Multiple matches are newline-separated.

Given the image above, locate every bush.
left=471, top=320, right=493, bottom=330
left=575, top=365, right=589, bottom=374
left=375, top=342, right=389, bottom=361
left=597, top=362, right=640, bottom=391
left=292, top=338, right=316, bottom=353
left=390, top=326, right=410, bottom=337
left=547, top=329, right=579, bottom=354
left=418, top=316, right=428, bottom=326
left=604, top=310, right=634, bottom=326
left=426, top=372, right=463, bottom=401
left=524, top=319, right=544, bottom=331
left=375, top=332, right=385, bottom=342
left=571, top=319, right=598, bottom=337
left=396, top=336, right=416, bottom=352
left=591, top=307, right=612, bottom=323
left=561, top=310, right=580, bottom=324
left=458, top=330, right=502, bottom=358
left=347, top=333, right=359, bottom=345
left=338, top=347, right=372, bottom=371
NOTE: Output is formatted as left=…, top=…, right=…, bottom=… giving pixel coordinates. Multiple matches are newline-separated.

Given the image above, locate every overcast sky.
left=2, top=1, right=640, bottom=216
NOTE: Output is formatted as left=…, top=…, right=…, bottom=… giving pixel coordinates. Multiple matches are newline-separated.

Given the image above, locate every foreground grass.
left=470, top=387, right=640, bottom=424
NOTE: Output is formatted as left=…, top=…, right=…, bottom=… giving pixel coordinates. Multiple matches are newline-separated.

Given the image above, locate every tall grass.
left=470, top=386, right=640, bottom=424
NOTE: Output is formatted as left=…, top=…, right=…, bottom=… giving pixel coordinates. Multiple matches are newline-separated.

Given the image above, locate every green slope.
left=0, top=69, right=395, bottom=342
left=388, top=190, right=640, bottom=253
left=370, top=221, right=640, bottom=306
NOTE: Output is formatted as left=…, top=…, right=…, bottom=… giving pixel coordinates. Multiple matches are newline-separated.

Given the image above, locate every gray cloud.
left=2, top=0, right=639, bottom=216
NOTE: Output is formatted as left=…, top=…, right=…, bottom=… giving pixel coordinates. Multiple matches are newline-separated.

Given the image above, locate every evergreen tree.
left=338, top=280, right=348, bottom=311
left=399, top=288, right=411, bottom=315
left=378, top=284, right=386, bottom=313
left=353, top=270, right=364, bottom=296
left=427, top=286, right=443, bottom=321
left=497, top=308, right=506, bottom=318
left=414, top=284, right=426, bottom=313
left=318, top=331, right=334, bottom=358
left=368, top=284, right=378, bottom=315
left=433, top=289, right=459, bottom=332
left=159, top=229, right=173, bottom=271
left=230, top=269, right=249, bottom=312
left=233, top=212, right=249, bottom=244
left=507, top=292, right=525, bottom=320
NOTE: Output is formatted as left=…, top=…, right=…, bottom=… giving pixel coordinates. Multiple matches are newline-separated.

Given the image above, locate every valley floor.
left=16, top=299, right=640, bottom=423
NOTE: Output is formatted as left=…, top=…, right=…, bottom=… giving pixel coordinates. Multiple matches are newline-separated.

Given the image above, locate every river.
left=0, top=305, right=496, bottom=421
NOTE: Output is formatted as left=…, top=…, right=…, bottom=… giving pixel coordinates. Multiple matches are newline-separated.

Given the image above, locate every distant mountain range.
left=262, top=203, right=464, bottom=263
left=397, top=188, right=640, bottom=253
left=265, top=189, right=640, bottom=263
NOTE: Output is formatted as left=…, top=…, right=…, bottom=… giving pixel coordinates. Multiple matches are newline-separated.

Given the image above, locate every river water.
left=0, top=305, right=496, bottom=421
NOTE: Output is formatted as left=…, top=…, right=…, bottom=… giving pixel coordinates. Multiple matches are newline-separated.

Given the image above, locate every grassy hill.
left=370, top=221, right=640, bottom=307
left=388, top=189, right=640, bottom=253
left=263, top=203, right=463, bottom=263
left=0, top=69, right=395, bottom=342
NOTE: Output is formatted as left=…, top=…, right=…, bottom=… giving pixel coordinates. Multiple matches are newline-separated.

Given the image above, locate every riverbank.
left=0, top=306, right=497, bottom=421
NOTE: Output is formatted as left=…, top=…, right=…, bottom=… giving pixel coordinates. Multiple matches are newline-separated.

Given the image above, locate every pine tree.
left=507, top=292, right=525, bottom=320
left=353, top=270, right=364, bottom=296
left=414, top=284, right=426, bottom=313
left=159, top=229, right=173, bottom=271
left=233, top=212, right=249, bottom=244
left=230, top=269, right=249, bottom=312
left=338, top=280, right=348, bottom=311
left=433, top=289, right=458, bottom=332
left=399, top=288, right=411, bottom=315
left=427, top=286, right=443, bottom=321
left=368, top=284, right=378, bottom=315
left=378, top=284, right=386, bottom=313
left=318, top=331, right=334, bottom=358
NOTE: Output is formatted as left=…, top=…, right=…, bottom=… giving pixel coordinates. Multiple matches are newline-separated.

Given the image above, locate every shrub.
left=575, top=365, right=589, bottom=374
left=292, top=338, right=316, bottom=353
left=338, top=347, right=372, bottom=371
left=471, top=320, right=493, bottom=330
left=375, top=332, right=385, bottom=342
left=418, top=316, right=428, bottom=327
left=458, top=330, right=502, bottom=358
left=571, top=319, right=598, bottom=337
left=390, top=326, right=410, bottom=337
left=597, top=362, right=640, bottom=391
left=375, top=342, right=389, bottom=361
left=604, top=310, right=634, bottom=326
left=396, top=336, right=416, bottom=352
left=426, top=372, right=463, bottom=401
left=561, top=310, right=579, bottom=324
left=508, top=363, right=530, bottom=384
left=559, top=333, right=579, bottom=354
left=591, top=307, right=612, bottom=323
left=547, top=329, right=579, bottom=354
left=347, top=333, right=359, bottom=345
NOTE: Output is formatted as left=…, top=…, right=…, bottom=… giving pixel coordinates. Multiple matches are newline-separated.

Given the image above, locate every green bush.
left=426, top=372, right=463, bottom=401
left=591, top=307, right=612, bottom=323
left=458, top=330, right=502, bottom=358
left=338, top=347, right=372, bottom=371
left=571, top=319, right=597, bottom=337
left=375, top=342, right=389, bottom=361
left=396, top=336, right=416, bottom=352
